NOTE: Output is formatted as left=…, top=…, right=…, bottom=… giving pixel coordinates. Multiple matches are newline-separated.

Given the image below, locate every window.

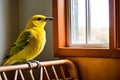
left=52, top=0, right=120, bottom=58
left=69, top=0, right=109, bottom=48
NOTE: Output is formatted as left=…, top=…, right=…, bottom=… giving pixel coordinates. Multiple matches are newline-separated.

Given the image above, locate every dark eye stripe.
left=37, top=18, right=42, bottom=20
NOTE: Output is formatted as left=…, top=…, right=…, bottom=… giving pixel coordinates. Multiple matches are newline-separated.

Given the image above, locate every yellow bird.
left=2, top=15, right=53, bottom=66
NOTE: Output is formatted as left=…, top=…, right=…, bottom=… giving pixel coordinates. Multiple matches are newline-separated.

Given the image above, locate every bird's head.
left=26, top=15, right=53, bottom=29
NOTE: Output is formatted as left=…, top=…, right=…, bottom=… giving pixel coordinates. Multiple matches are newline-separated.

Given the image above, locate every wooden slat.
left=60, top=65, right=66, bottom=79
left=14, top=70, right=18, bottom=80
left=1, top=72, right=8, bottom=80
left=18, top=69, right=25, bottom=80
left=0, top=74, right=2, bottom=80
left=29, top=70, right=34, bottom=80
left=43, top=66, right=50, bottom=80
left=40, top=67, right=43, bottom=80
left=51, top=65, right=59, bottom=80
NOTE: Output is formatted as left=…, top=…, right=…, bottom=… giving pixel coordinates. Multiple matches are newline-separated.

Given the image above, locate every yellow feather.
left=2, top=15, right=52, bottom=66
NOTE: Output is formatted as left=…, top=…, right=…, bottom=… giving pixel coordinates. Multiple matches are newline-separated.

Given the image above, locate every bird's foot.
left=24, top=60, right=41, bottom=71
left=30, top=60, right=41, bottom=69
left=24, top=61, right=33, bottom=71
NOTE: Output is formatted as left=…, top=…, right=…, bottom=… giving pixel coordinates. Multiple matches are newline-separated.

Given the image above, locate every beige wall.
left=67, top=57, right=120, bottom=80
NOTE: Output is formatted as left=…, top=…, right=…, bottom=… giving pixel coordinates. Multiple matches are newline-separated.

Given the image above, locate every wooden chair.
left=0, top=59, right=79, bottom=80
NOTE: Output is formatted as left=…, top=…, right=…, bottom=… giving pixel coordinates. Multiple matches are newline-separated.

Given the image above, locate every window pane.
left=70, top=0, right=86, bottom=44
left=89, top=0, right=109, bottom=44
left=70, top=0, right=109, bottom=46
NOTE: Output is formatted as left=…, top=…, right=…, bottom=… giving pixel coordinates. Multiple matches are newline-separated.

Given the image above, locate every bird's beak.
left=45, top=17, right=53, bottom=21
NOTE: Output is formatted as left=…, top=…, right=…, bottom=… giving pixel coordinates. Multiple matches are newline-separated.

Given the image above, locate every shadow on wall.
left=0, top=0, right=19, bottom=64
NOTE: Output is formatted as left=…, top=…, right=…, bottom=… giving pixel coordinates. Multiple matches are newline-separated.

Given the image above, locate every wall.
left=67, top=57, right=120, bottom=80
left=0, top=0, right=19, bottom=64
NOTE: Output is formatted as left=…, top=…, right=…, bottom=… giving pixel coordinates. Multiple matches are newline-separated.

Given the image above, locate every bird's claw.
left=25, top=60, right=41, bottom=70
left=25, top=61, right=33, bottom=71
left=34, top=61, right=41, bottom=69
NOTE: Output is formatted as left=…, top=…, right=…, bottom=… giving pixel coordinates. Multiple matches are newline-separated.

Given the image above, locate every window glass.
left=70, top=0, right=86, bottom=44
left=69, top=0, right=109, bottom=47
left=89, top=0, right=109, bottom=44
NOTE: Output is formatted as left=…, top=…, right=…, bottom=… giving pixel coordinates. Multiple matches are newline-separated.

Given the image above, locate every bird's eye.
left=37, top=18, right=42, bottom=20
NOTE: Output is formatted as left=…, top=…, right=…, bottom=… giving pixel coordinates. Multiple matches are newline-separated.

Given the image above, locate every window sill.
left=54, top=47, right=120, bottom=58
left=55, top=47, right=110, bottom=57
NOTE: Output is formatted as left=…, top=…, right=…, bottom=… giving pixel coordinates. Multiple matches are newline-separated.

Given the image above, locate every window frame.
left=52, top=0, right=120, bottom=58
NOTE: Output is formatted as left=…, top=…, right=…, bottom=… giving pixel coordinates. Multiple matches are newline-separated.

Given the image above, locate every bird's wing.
left=6, top=31, right=31, bottom=58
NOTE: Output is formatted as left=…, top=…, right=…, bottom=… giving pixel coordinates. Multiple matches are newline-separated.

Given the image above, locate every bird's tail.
left=1, top=57, right=16, bottom=66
